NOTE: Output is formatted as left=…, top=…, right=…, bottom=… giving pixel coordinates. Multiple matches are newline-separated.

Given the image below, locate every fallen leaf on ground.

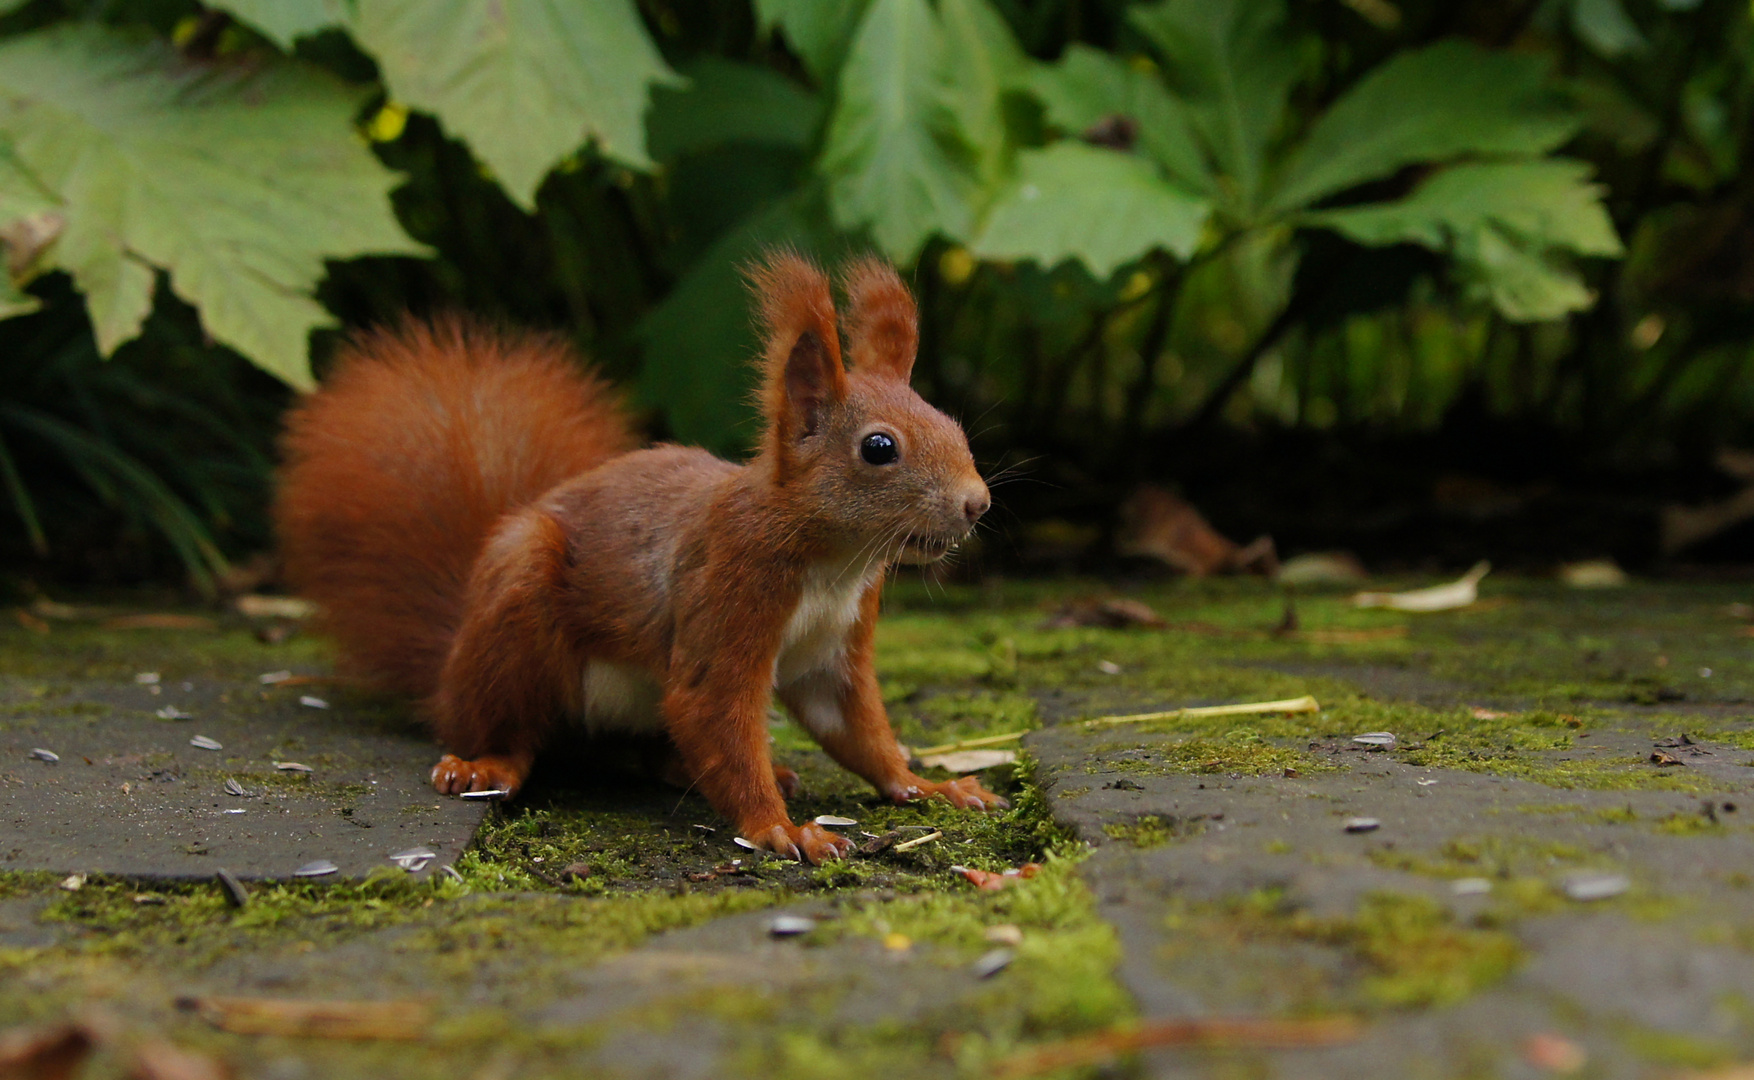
left=1041, top=597, right=1164, bottom=629
left=101, top=614, right=216, bottom=631
left=130, top=1039, right=230, bottom=1080
left=1651, top=750, right=1683, bottom=766
left=918, top=749, right=1016, bottom=772
left=1520, top=1031, right=1587, bottom=1074
left=1353, top=561, right=1490, bottom=612
left=234, top=595, right=315, bottom=620
left=1559, top=559, right=1628, bottom=588
left=990, top=1016, right=1362, bottom=1078
left=179, top=997, right=429, bottom=1040
left=0, top=1023, right=93, bottom=1080
left=954, top=864, right=1042, bottom=891
left=14, top=609, right=51, bottom=635
left=30, top=599, right=84, bottom=620
left=1115, top=484, right=1277, bottom=577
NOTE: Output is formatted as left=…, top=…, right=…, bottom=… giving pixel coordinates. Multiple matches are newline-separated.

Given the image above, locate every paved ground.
left=4, top=577, right=1754, bottom=1078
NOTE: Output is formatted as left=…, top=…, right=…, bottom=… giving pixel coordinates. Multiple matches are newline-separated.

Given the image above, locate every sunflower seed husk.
left=155, top=706, right=192, bottom=720
left=733, top=836, right=757, bottom=850
left=258, top=670, right=294, bottom=684
left=59, top=874, right=85, bottom=892
left=215, top=868, right=249, bottom=908
left=1451, top=877, right=1493, bottom=896
left=459, top=788, right=508, bottom=800
left=389, top=847, right=436, bottom=872
left=1352, top=732, right=1398, bottom=750
left=972, top=948, right=1014, bottom=978
left=1343, top=817, right=1381, bottom=833
left=189, top=735, right=223, bottom=751
left=273, top=761, right=313, bottom=773
left=29, top=747, right=58, bottom=763
left=298, top=695, right=330, bottom=710
left=768, top=915, right=816, bottom=937
left=135, top=671, right=160, bottom=685
left=441, top=865, right=464, bottom=883
left=814, top=815, right=858, bottom=827
left=224, top=778, right=248, bottom=797
left=1563, top=872, right=1630, bottom=902
left=293, top=860, right=338, bottom=878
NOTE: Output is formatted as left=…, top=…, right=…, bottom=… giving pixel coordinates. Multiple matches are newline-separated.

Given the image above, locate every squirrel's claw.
left=892, top=773, right=1009, bottom=812
left=750, top=822, right=854, bottom=865
left=431, top=753, right=530, bottom=798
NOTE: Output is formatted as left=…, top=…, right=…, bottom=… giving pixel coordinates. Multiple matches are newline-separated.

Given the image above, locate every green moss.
left=1211, top=889, right=1522, bottom=1010
left=1618, top=1025, right=1737, bottom=1068
left=1102, top=815, right=1182, bottom=847
left=753, top=853, right=1130, bottom=1078
left=1370, top=835, right=1592, bottom=881
left=1090, top=737, right=1334, bottom=778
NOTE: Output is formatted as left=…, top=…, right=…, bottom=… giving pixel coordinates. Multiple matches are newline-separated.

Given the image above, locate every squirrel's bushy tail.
left=274, top=317, right=635, bottom=700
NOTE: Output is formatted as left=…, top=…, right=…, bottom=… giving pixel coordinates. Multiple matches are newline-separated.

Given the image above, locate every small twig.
left=1084, top=695, right=1320, bottom=729
left=892, top=830, right=942, bottom=853
left=912, top=731, right=1027, bottom=757
left=992, top=1016, right=1362, bottom=1078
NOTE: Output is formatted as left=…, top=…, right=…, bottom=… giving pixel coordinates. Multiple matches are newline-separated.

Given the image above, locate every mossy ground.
left=5, top=573, right=1754, bottom=1076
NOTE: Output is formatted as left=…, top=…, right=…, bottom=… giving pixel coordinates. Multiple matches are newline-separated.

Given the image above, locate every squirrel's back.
left=274, top=317, right=635, bottom=700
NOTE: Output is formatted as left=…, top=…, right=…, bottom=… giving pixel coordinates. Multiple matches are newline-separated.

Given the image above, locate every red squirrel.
left=274, top=252, right=1004, bottom=863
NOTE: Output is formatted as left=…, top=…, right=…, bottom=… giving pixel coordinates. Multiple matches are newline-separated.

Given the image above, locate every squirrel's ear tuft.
left=841, top=255, right=917, bottom=383
left=747, top=249, right=846, bottom=447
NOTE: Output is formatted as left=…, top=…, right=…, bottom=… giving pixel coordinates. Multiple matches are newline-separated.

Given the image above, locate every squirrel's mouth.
left=897, top=534, right=958, bottom=564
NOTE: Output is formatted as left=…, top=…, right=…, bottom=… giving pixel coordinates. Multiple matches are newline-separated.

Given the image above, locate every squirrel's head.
left=749, top=251, right=988, bottom=564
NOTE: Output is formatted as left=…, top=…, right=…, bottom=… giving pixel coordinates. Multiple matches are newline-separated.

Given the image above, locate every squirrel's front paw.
left=746, top=821, right=855, bottom=865
left=431, top=753, right=530, bottom=798
left=891, top=774, right=1010, bottom=812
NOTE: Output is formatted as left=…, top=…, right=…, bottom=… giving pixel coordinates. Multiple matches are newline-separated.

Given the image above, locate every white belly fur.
left=572, top=557, right=880, bottom=736
left=576, top=661, right=664, bottom=733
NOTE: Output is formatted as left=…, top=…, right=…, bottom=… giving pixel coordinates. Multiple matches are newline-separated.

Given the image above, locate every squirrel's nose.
left=962, top=489, right=990, bottom=524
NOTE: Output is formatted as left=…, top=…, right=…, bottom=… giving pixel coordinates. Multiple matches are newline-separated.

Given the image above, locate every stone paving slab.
left=1032, top=699, right=1754, bottom=1079
left=0, top=675, right=484, bottom=880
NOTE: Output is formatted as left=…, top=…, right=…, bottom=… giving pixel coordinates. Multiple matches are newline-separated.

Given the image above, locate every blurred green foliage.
left=0, top=0, right=1749, bottom=586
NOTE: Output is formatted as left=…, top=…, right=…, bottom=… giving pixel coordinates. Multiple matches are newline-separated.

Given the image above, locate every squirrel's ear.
left=841, top=255, right=917, bottom=383
left=749, top=250, right=846, bottom=443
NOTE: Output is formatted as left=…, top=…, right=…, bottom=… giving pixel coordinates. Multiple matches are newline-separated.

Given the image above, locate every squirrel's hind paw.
left=431, top=752, right=531, bottom=798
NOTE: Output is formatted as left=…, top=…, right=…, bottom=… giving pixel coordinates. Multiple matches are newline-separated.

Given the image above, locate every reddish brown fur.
left=274, top=255, right=1001, bottom=864
left=275, top=317, right=634, bottom=699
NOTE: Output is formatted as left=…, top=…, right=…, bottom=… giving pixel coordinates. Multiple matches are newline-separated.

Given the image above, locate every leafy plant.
left=0, top=0, right=1748, bottom=583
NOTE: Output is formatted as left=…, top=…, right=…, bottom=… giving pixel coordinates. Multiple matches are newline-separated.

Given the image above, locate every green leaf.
left=1461, top=227, right=1595, bottom=322
left=1027, top=45, right=1211, bottom=194
left=636, top=190, right=835, bottom=454
left=754, top=0, right=871, bottom=85
left=938, top=0, right=1026, bottom=189
left=0, top=24, right=424, bottom=386
left=1129, top=0, right=1299, bottom=215
left=1571, top=0, right=1649, bottom=57
left=647, top=58, right=821, bottom=162
left=970, top=142, right=1210, bottom=278
left=1269, top=41, right=1583, bottom=213
left=210, top=0, right=352, bottom=50
left=1307, top=159, right=1623, bottom=321
left=352, top=0, right=680, bottom=209
left=820, top=0, right=976, bottom=261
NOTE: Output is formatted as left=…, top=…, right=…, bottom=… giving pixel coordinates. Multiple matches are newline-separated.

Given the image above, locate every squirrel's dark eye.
left=860, top=432, right=898, bottom=466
